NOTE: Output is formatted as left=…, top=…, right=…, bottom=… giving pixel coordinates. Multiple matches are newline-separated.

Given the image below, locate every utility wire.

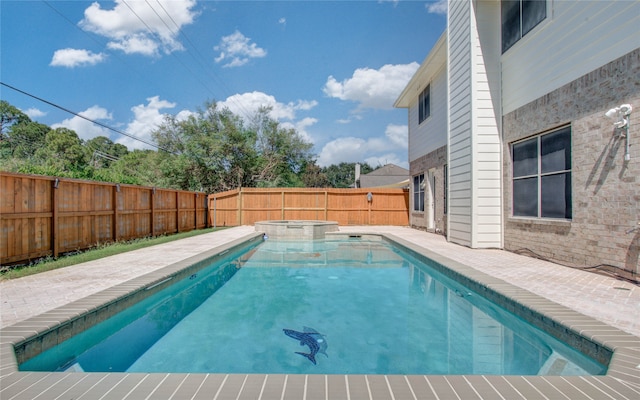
left=43, top=0, right=256, bottom=123
left=149, top=0, right=254, bottom=120
left=0, top=82, right=175, bottom=154
left=121, top=0, right=247, bottom=117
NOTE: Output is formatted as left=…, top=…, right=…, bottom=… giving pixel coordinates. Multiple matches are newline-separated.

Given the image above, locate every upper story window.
left=502, top=0, right=546, bottom=53
left=418, top=84, right=430, bottom=124
left=512, top=126, right=572, bottom=219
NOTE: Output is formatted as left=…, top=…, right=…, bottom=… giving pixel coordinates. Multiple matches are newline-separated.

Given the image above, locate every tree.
left=252, top=107, right=314, bottom=187
left=0, top=100, right=30, bottom=140
left=107, top=150, right=165, bottom=186
left=323, top=162, right=375, bottom=188
left=300, top=161, right=330, bottom=187
left=85, top=136, right=129, bottom=168
left=6, top=120, right=51, bottom=159
left=152, top=101, right=314, bottom=192
left=33, top=128, right=89, bottom=173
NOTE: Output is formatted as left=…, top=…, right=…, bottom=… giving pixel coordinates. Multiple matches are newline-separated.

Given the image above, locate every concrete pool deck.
left=1, top=225, right=639, bottom=399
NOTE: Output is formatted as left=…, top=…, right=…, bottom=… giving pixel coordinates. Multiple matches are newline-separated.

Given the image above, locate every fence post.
left=176, top=191, right=181, bottom=233
left=281, top=190, right=285, bottom=220
left=112, top=184, right=119, bottom=242
left=194, top=193, right=198, bottom=230
left=368, top=193, right=372, bottom=225
left=324, top=191, right=328, bottom=221
left=51, top=178, right=59, bottom=258
left=238, top=189, right=242, bottom=225
left=150, top=187, right=155, bottom=237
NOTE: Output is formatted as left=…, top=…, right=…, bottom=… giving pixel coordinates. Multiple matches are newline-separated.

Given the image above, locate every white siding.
left=447, top=0, right=473, bottom=246
left=408, top=64, right=448, bottom=163
left=502, top=0, right=640, bottom=113
left=472, top=0, right=502, bottom=248
left=448, top=0, right=502, bottom=248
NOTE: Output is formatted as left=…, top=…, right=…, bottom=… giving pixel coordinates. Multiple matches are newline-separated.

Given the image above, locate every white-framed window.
left=413, top=173, right=425, bottom=212
left=512, top=126, right=572, bottom=219
left=501, top=0, right=546, bottom=53
left=418, top=85, right=430, bottom=124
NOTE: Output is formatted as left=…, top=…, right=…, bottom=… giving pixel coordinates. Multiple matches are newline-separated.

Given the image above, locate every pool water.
left=20, top=238, right=606, bottom=375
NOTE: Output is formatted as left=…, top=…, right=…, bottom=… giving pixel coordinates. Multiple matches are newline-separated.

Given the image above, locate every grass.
left=0, top=227, right=227, bottom=281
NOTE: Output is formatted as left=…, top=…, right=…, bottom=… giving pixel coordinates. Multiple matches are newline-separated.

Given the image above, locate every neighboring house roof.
left=359, top=164, right=409, bottom=188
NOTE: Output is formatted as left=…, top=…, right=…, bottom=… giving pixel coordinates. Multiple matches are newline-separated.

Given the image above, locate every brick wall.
left=410, top=145, right=448, bottom=235
left=502, top=49, right=640, bottom=276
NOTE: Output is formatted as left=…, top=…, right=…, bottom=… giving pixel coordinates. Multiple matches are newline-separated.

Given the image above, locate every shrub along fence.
left=208, top=187, right=409, bottom=227
left=1, top=172, right=207, bottom=265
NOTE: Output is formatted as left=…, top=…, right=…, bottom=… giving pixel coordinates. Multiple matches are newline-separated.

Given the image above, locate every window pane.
left=419, top=86, right=430, bottom=123
left=502, top=0, right=521, bottom=52
left=541, top=128, right=571, bottom=173
left=413, top=174, right=424, bottom=211
left=513, top=177, right=538, bottom=217
left=541, top=173, right=571, bottom=219
left=522, top=0, right=546, bottom=36
left=513, top=138, right=538, bottom=177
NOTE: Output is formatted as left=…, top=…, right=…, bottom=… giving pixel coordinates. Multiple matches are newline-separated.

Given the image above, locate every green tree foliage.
left=0, top=100, right=30, bottom=140
left=85, top=136, right=129, bottom=169
left=323, top=162, right=375, bottom=188
left=300, top=161, right=330, bottom=188
left=6, top=120, right=51, bottom=159
left=0, top=100, right=381, bottom=192
left=152, top=102, right=314, bottom=192
left=34, top=128, right=89, bottom=173
left=252, top=107, right=313, bottom=187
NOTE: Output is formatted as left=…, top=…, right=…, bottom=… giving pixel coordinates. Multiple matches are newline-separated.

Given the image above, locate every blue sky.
left=1, top=0, right=446, bottom=167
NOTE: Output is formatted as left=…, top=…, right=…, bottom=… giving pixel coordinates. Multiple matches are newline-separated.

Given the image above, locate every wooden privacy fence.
left=1, top=172, right=207, bottom=265
left=208, top=187, right=409, bottom=227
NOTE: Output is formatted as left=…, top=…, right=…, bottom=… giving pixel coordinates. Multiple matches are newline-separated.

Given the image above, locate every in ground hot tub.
left=255, top=220, right=339, bottom=240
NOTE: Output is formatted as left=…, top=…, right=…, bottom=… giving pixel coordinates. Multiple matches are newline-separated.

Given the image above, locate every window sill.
left=507, top=216, right=571, bottom=226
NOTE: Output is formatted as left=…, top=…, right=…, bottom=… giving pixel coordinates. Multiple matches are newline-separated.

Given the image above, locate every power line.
left=43, top=0, right=256, bottom=123
left=149, top=0, right=254, bottom=120
left=121, top=0, right=246, bottom=116
left=0, top=82, right=175, bottom=154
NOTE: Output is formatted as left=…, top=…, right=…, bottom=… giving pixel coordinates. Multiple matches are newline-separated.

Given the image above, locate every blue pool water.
left=21, top=238, right=606, bottom=375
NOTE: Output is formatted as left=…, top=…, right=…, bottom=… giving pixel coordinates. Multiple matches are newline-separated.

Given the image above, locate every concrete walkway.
left=1, top=225, right=639, bottom=338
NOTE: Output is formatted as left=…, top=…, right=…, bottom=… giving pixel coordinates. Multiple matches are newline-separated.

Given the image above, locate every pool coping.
left=1, top=232, right=639, bottom=400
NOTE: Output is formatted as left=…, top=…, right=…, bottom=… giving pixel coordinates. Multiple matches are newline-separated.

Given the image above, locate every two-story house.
left=396, top=0, right=639, bottom=280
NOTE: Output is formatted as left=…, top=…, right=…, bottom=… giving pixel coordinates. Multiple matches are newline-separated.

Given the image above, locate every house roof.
left=394, top=30, right=447, bottom=108
left=359, top=164, right=409, bottom=188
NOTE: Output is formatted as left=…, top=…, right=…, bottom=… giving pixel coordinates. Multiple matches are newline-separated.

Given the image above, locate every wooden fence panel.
left=208, top=189, right=240, bottom=227
left=208, top=187, right=409, bottom=227
left=1, top=172, right=206, bottom=266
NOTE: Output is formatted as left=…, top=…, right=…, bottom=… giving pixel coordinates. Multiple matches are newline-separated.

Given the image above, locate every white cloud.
left=316, top=123, right=407, bottom=167
left=214, top=30, right=267, bottom=68
left=280, top=117, right=317, bottom=144
left=79, top=0, right=197, bottom=56
left=365, top=153, right=407, bottom=169
left=116, top=96, right=180, bottom=150
left=385, top=124, right=408, bottom=148
left=278, top=17, right=286, bottom=25
left=218, top=91, right=317, bottom=122
left=52, top=106, right=113, bottom=141
left=323, top=62, right=420, bottom=110
left=50, top=48, right=106, bottom=68
left=23, top=108, right=46, bottom=119
left=426, top=0, right=448, bottom=15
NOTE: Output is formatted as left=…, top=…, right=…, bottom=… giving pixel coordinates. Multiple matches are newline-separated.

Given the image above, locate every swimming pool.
left=19, top=237, right=605, bottom=375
